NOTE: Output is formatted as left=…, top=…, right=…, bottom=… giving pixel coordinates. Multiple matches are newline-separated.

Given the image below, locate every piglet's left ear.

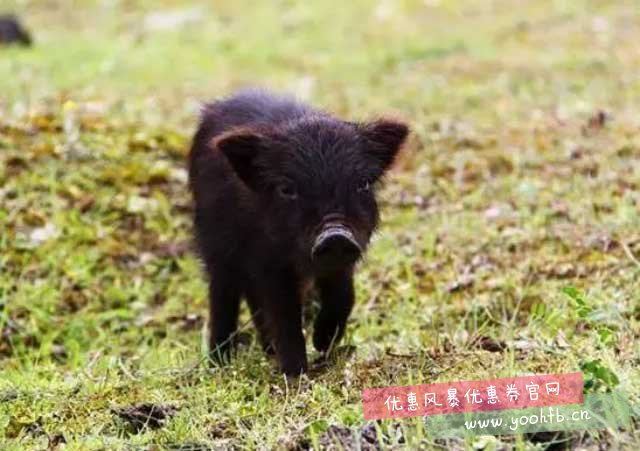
left=359, top=119, right=410, bottom=172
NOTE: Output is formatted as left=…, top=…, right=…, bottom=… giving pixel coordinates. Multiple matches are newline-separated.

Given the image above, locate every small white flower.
left=30, top=223, right=59, bottom=244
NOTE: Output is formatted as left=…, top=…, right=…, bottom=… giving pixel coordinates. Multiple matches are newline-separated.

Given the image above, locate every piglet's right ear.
left=212, top=129, right=265, bottom=189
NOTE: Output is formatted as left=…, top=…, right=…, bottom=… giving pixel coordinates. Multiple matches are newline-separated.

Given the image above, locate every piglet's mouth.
left=311, top=221, right=362, bottom=266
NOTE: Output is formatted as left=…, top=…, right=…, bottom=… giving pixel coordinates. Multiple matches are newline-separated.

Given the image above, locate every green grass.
left=1, top=0, right=639, bottom=449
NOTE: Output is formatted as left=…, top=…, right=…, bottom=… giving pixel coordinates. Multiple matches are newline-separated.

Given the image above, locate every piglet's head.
left=213, top=117, right=409, bottom=274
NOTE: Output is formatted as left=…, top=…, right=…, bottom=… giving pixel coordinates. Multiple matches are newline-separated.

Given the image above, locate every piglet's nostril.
left=311, top=222, right=362, bottom=265
left=313, top=236, right=361, bottom=263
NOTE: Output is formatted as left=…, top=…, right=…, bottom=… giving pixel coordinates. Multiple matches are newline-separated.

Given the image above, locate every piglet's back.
left=189, top=89, right=311, bottom=169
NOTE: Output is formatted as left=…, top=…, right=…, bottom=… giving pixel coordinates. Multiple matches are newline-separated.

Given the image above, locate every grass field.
left=1, top=0, right=639, bottom=449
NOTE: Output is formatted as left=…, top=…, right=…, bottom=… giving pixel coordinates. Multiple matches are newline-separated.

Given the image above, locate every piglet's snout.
left=311, top=221, right=362, bottom=266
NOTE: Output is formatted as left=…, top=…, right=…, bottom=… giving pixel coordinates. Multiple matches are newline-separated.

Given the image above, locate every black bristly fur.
left=0, top=15, right=32, bottom=46
left=188, top=89, right=409, bottom=376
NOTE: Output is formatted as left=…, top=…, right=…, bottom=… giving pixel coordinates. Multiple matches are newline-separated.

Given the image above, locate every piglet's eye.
left=277, top=182, right=298, bottom=200
left=357, top=178, right=372, bottom=193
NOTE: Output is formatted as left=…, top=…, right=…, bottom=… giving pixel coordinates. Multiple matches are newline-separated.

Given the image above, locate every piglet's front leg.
left=313, top=269, right=355, bottom=354
left=259, top=272, right=308, bottom=376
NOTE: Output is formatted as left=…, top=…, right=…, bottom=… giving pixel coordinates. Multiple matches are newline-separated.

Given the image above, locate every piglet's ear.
left=212, top=128, right=266, bottom=189
left=359, top=119, right=410, bottom=173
